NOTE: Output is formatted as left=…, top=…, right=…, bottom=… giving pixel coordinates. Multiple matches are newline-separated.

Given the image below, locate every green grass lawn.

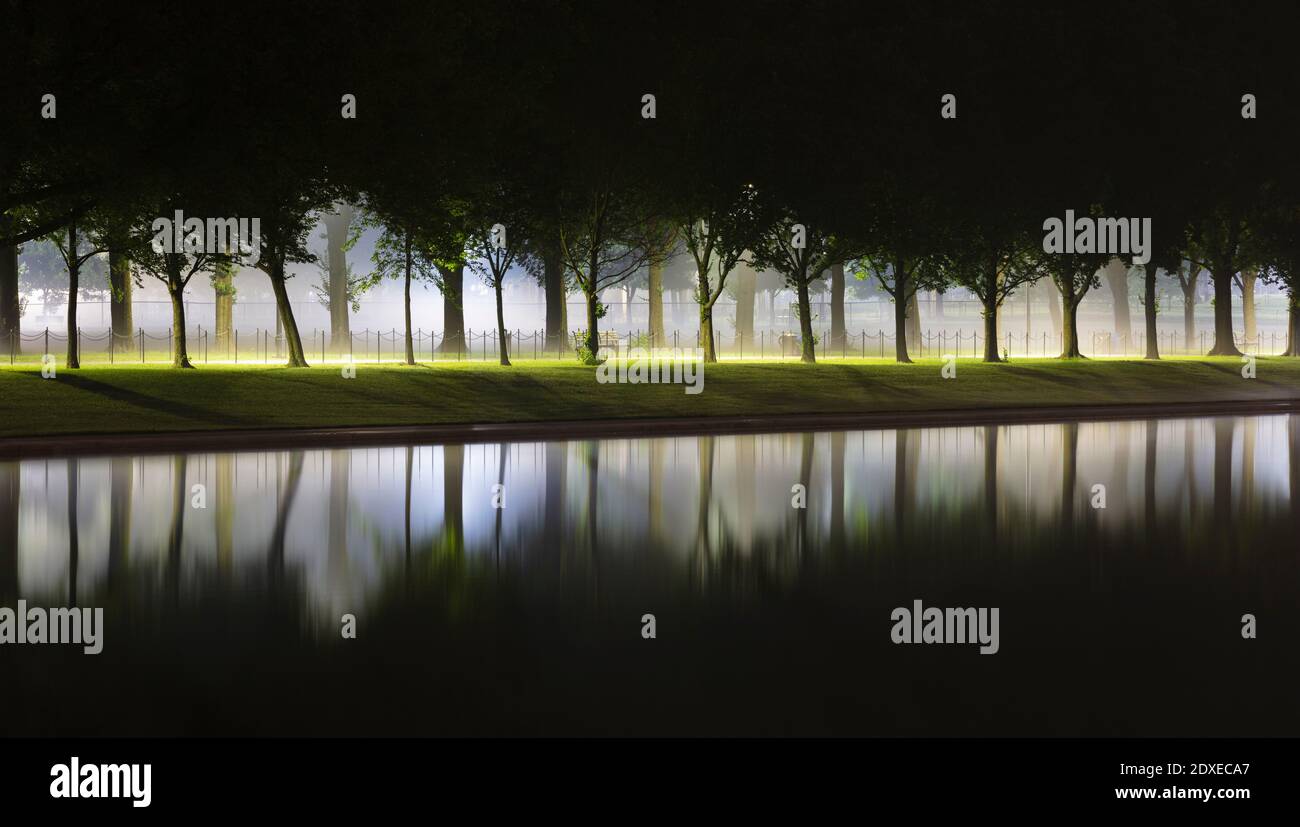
left=1, top=356, right=1298, bottom=439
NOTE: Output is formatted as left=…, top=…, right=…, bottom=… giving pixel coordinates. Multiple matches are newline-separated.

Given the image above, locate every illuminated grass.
left=0, top=357, right=1297, bottom=438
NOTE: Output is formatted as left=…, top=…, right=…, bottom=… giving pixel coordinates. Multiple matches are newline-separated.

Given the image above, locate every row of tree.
left=2, top=1, right=1298, bottom=368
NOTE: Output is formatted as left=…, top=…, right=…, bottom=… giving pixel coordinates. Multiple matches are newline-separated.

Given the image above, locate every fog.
left=14, top=214, right=1294, bottom=358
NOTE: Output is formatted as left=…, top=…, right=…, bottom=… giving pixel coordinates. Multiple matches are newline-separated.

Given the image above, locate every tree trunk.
left=403, top=236, right=415, bottom=365
left=1060, top=295, right=1084, bottom=358
left=543, top=244, right=567, bottom=351
left=982, top=294, right=1001, bottom=362
left=1144, top=264, right=1159, bottom=359
left=268, top=259, right=308, bottom=366
left=697, top=267, right=717, bottom=363
left=734, top=262, right=756, bottom=348
left=66, top=220, right=80, bottom=368
left=168, top=281, right=193, bottom=368
left=1044, top=278, right=1062, bottom=338
left=1208, top=267, right=1241, bottom=355
left=648, top=257, right=665, bottom=347
left=1181, top=276, right=1197, bottom=353
left=1240, top=268, right=1258, bottom=347
left=495, top=280, right=510, bottom=366
left=323, top=203, right=354, bottom=350
left=439, top=262, right=465, bottom=354
left=108, top=250, right=133, bottom=353
left=795, top=275, right=816, bottom=363
left=906, top=289, right=922, bottom=355
left=1103, top=258, right=1131, bottom=351
left=214, top=261, right=234, bottom=353
left=829, top=262, right=845, bottom=349
left=0, top=215, right=19, bottom=356
left=1285, top=288, right=1299, bottom=356
left=893, top=282, right=912, bottom=363
left=583, top=287, right=601, bottom=362
left=699, top=302, right=716, bottom=363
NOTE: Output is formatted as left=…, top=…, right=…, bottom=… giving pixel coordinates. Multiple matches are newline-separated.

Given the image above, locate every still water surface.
left=2, top=414, right=1298, bottom=735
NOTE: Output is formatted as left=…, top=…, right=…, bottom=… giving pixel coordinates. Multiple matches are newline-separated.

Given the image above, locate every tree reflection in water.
left=1, top=413, right=1298, bottom=736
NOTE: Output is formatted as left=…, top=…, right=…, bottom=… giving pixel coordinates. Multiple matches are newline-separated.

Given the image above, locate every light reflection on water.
left=1, top=414, right=1298, bottom=736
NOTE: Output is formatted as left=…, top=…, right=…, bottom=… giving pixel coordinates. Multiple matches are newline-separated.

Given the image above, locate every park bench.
left=778, top=331, right=803, bottom=357
left=572, top=330, right=623, bottom=358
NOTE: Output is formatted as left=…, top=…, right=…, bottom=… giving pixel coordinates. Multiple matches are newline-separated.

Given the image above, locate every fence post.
left=139, top=327, right=144, bottom=362
left=44, top=327, right=48, bottom=356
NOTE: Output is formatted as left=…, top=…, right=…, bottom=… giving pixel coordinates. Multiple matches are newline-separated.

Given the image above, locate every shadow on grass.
left=35, top=372, right=258, bottom=427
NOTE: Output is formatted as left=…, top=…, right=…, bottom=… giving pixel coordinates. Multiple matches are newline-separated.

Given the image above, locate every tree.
left=854, top=177, right=945, bottom=363
left=135, top=226, right=226, bottom=369
left=677, top=184, right=763, bottom=363
left=1042, top=248, right=1111, bottom=359
left=245, top=190, right=331, bottom=368
left=1254, top=201, right=1300, bottom=357
left=751, top=218, right=850, bottom=364
left=556, top=175, right=659, bottom=364
left=1174, top=261, right=1203, bottom=352
left=1186, top=207, right=1257, bottom=356
left=933, top=218, right=1045, bottom=363
left=467, top=187, right=532, bottom=367
left=48, top=215, right=108, bottom=368
left=358, top=216, right=443, bottom=366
